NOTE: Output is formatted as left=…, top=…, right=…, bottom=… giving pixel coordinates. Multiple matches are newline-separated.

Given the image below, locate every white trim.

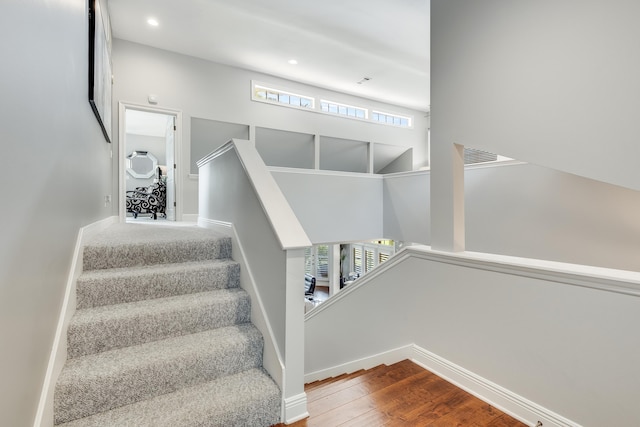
left=410, top=345, right=580, bottom=427
left=33, top=216, right=118, bottom=427
left=407, top=245, right=640, bottom=297
left=282, top=393, right=309, bottom=424
left=464, top=159, right=525, bottom=171
left=304, top=345, right=412, bottom=383
left=197, top=218, right=286, bottom=410
left=118, top=102, right=184, bottom=223
left=300, top=341, right=579, bottom=427
left=310, top=245, right=640, bottom=319
left=268, top=166, right=384, bottom=180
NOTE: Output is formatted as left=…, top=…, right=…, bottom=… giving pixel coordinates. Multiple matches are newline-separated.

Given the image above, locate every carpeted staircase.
left=54, top=223, right=281, bottom=426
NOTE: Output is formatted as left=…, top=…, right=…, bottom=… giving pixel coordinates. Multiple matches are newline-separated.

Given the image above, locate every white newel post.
left=282, top=248, right=308, bottom=423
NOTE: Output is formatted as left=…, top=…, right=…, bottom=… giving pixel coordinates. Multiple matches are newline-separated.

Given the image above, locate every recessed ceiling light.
left=147, top=18, right=159, bottom=27
left=288, top=59, right=298, bottom=65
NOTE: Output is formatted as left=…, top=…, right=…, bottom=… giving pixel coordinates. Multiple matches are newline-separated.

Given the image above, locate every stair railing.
left=197, top=139, right=311, bottom=424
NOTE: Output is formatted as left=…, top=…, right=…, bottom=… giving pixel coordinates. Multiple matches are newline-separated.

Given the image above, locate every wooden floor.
left=273, top=360, right=528, bottom=427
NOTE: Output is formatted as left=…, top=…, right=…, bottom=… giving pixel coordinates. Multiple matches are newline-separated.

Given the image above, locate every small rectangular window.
left=321, top=99, right=368, bottom=120
left=353, top=247, right=362, bottom=275
left=252, top=82, right=315, bottom=111
left=373, top=110, right=413, bottom=128
left=300, top=98, right=312, bottom=108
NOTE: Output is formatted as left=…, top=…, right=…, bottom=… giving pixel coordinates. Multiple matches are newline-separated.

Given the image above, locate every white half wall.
left=383, top=170, right=430, bottom=245
left=305, top=247, right=640, bottom=426
left=465, top=162, right=640, bottom=272
left=431, top=0, right=640, bottom=191
left=381, top=162, right=640, bottom=272
left=270, top=168, right=384, bottom=244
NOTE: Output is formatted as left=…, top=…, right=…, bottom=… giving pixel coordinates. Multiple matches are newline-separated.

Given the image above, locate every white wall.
left=271, top=169, right=383, bottom=244
left=191, top=118, right=249, bottom=174
left=112, top=40, right=428, bottom=215
left=465, top=162, right=640, bottom=272
left=431, top=0, right=640, bottom=191
left=382, top=163, right=640, bottom=272
left=383, top=171, right=431, bottom=244
left=305, top=249, right=640, bottom=426
left=0, top=1, right=113, bottom=425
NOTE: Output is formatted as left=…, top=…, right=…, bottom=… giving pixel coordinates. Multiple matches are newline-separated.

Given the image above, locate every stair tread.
left=56, top=324, right=264, bottom=424
left=61, top=323, right=261, bottom=381
left=56, top=368, right=280, bottom=427
left=68, top=288, right=251, bottom=358
left=82, top=224, right=232, bottom=270
left=76, top=259, right=240, bottom=308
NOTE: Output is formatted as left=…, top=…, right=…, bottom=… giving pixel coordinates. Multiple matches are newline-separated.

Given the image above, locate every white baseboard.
left=302, top=343, right=579, bottom=427
left=304, top=344, right=413, bottom=383
left=283, top=393, right=309, bottom=425
left=409, top=344, right=580, bottom=427
left=33, top=216, right=118, bottom=427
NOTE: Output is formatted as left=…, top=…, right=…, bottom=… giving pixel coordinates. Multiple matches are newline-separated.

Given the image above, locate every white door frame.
left=118, top=102, right=183, bottom=222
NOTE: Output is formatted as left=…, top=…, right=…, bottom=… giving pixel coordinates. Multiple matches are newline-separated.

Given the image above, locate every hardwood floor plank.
left=306, top=365, right=392, bottom=402
left=308, top=365, right=431, bottom=416
left=271, top=360, right=528, bottom=427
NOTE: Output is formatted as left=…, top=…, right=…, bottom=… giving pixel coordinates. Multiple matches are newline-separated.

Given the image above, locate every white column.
left=430, top=138, right=465, bottom=252
left=282, top=248, right=308, bottom=423
left=314, top=134, right=320, bottom=170
left=329, top=244, right=341, bottom=296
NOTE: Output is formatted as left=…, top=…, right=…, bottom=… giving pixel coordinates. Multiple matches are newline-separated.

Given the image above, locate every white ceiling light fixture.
left=288, top=59, right=298, bottom=65
left=147, top=18, right=159, bottom=27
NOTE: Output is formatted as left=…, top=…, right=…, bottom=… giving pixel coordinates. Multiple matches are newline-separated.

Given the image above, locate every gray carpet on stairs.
left=54, top=223, right=280, bottom=426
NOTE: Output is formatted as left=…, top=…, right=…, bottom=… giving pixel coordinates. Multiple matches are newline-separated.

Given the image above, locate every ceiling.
left=108, top=0, right=430, bottom=112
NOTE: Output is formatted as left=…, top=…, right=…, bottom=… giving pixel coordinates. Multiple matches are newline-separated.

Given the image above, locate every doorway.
left=119, top=103, right=182, bottom=222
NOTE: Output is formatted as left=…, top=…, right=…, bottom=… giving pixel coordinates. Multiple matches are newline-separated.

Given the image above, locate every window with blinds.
left=304, top=247, right=312, bottom=275
left=316, top=245, right=329, bottom=278
left=353, top=247, right=363, bottom=275
left=365, top=249, right=375, bottom=273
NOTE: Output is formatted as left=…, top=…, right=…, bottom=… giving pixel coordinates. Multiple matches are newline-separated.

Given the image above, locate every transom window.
left=372, top=111, right=412, bottom=128
left=320, top=100, right=367, bottom=120
left=251, top=81, right=414, bottom=128
left=253, top=84, right=314, bottom=109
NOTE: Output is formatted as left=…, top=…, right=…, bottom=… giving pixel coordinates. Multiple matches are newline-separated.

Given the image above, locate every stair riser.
left=55, top=331, right=264, bottom=425
left=76, top=262, right=240, bottom=309
left=68, top=292, right=251, bottom=359
left=83, top=238, right=232, bottom=271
